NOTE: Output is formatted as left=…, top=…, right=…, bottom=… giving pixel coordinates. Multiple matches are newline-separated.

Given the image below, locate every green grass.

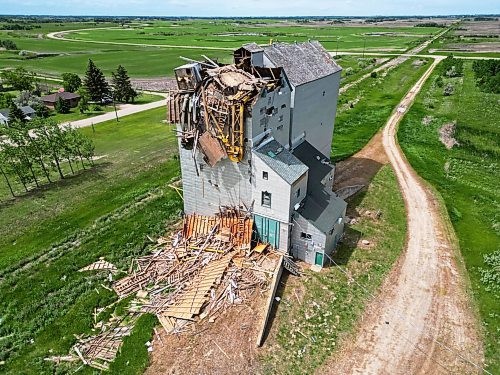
left=332, top=57, right=431, bottom=160
left=0, top=107, right=184, bottom=374
left=0, top=19, right=442, bottom=78
left=109, top=314, right=158, bottom=375
left=46, top=93, right=163, bottom=124
left=262, top=165, right=406, bottom=374
left=398, top=61, right=499, bottom=372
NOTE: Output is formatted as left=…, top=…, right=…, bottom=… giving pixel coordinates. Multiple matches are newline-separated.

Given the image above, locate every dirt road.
left=321, top=57, right=485, bottom=374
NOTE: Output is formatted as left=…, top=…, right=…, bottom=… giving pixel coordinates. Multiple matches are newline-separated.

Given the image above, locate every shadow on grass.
left=0, top=162, right=112, bottom=209
left=261, top=270, right=290, bottom=345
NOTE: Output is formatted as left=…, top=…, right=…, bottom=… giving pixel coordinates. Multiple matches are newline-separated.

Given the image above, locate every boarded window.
left=262, top=191, right=271, bottom=207
left=279, top=115, right=284, bottom=122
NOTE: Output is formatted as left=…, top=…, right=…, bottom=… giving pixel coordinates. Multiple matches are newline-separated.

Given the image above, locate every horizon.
left=1, top=14, right=500, bottom=18
left=0, top=0, right=498, bottom=18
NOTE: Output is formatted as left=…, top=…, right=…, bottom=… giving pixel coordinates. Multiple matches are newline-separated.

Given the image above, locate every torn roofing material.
left=253, top=139, right=308, bottom=184
left=263, top=41, right=342, bottom=87
left=241, top=42, right=264, bottom=53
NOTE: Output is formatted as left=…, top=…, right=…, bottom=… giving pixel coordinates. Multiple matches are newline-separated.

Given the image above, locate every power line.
left=322, top=252, right=491, bottom=375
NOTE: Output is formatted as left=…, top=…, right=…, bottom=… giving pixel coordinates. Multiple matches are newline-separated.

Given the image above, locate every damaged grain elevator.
left=168, top=41, right=347, bottom=267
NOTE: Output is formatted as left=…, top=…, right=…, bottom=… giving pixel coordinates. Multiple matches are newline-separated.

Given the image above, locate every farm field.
left=423, top=18, right=500, bottom=58
left=0, top=107, right=184, bottom=374
left=0, top=18, right=443, bottom=78
left=398, top=60, right=500, bottom=372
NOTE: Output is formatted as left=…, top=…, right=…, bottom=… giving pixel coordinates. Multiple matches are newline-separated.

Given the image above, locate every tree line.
left=472, top=60, right=500, bottom=94
left=0, top=117, right=95, bottom=197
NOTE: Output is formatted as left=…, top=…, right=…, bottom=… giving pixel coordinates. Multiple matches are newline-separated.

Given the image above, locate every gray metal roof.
left=292, top=141, right=333, bottom=194
left=263, top=41, right=342, bottom=87
left=253, top=139, right=308, bottom=185
left=298, top=191, right=347, bottom=234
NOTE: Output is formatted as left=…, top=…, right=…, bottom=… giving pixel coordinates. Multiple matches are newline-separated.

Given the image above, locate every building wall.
left=290, top=213, right=327, bottom=265
left=178, top=125, right=253, bottom=216
left=290, top=172, right=308, bottom=212
left=290, top=72, right=341, bottom=157
left=324, top=206, right=347, bottom=258
left=251, top=152, right=292, bottom=250
left=250, top=84, right=291, bottom=149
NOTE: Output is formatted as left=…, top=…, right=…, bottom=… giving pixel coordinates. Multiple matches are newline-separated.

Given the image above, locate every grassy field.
left=61, top=20, right=438, bottom=51
left=332, top=57, right=431, bottom=161
left=398, top=61, right=499, bottom=372
left=263, top=165, right=406, bottom=374
left=0, top=107, right=184, bottom=374
left=0, top=19, right=441, bottom=78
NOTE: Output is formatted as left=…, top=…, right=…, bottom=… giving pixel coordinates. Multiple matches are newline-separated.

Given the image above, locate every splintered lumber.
left=79, top=259, right=118, bottom=274
left=163, top=254, right=233, bottom=320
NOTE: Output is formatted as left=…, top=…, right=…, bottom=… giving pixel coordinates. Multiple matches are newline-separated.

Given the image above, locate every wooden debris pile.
left=69, top=208, right=285, bottom=370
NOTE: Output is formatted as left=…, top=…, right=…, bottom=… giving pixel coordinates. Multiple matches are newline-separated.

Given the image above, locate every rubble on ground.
left=65, top=207, right=289, bottom=371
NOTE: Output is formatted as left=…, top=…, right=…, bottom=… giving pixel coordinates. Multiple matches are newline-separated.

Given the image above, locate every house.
left=0, top=105, right=36, bottom=124
left=169, top=41, right=346, bottom=267
left=41, top=91, right=81, bottom=109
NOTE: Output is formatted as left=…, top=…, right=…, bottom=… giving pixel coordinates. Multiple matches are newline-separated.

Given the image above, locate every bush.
left=54, top=97, right=70, bottom=114
left=472, top=60, right=500, bottom=94
left=443, top=83, right=454, bottom=96
left=370, top=71, right=378, bottom=78
left=92, top=104, right=102, bottom=111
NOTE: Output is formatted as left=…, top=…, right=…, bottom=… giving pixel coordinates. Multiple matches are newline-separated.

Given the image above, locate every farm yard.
left=0, top=13, right=499, bottom=375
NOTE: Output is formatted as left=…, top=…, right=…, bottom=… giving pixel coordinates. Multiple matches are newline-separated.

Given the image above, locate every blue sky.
left=0, top=0, right=498, bottom=16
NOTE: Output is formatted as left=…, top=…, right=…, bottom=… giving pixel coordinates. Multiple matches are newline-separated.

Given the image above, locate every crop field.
left=0, top=19, right=441, bottom=78
left=398, top=60, right=499, bottom=372
left=424, top=19, right=500, bottom=58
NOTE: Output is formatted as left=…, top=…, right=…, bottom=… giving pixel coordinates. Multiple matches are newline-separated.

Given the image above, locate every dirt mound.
left=439, top=122, right=459, bottom=149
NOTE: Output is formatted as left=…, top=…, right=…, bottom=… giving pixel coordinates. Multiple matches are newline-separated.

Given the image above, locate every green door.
left=315, top=252, right=324, bottom=267
left=253, top=215, right=280, bottom=248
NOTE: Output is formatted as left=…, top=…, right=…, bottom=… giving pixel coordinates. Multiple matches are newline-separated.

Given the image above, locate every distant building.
left=169, top=41, right=346, bottom=267
left=42, top=91, right=81, bottom=109
left=0, top=105, right=36, bottom=124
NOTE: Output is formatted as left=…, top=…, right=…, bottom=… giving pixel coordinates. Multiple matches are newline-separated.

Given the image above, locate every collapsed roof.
left=169, top=61, right=285, bottom=166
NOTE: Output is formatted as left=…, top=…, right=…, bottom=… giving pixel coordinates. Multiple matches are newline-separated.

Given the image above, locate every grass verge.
left=332, top=57, right=431, bottom=161
left=398, top=60, right=499, bottom=372
left=262, top=165, right=406, bottom=374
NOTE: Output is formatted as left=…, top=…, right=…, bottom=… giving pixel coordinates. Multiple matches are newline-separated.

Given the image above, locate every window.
left=322, top=91, right=326, bottom=96
left=261, top=191, right=271, bottom=207
left=296, top=188, right=301, bottom=198
left=260, top=118, right=266, bottom=127
left=300, top=232, right=312, bottom=240
left=260, top=107, right=266, bottom=115
left=281, top=103, right=286, bottom=109
left=277, top=124, right=283, bottom=130
left=262, top=171, right=268, bottom=180
left=279, top=115, right=284, bottom=122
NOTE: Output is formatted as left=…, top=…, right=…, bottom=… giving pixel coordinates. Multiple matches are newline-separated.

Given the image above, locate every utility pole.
left=112, top=95, right=119, bottom=123
left=336, top=38, right=339, bottom=57
left=363, top=36, right=366, bottom=58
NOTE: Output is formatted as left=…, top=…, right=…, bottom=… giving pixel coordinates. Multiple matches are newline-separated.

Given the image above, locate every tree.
left=0, top=67, right=35, bottom=91
left=0, top=39, right=18, bottom=50
left=61, top=73, right=82, bottom=93
left=443, top=83, right=454, bottom=96
left=111, top=65, right=137, bottom=103
left=34, top=104, right=50, bottom=118
left=8, top=103, right=26, bottom=123
left=77, top=87, right=90, bottom=114
left=0, top=92, right=14, bottom=108
left=84, top=59, right=110, bottom=102
left=14, top=90, right=42, bottom=107
left=55, top=97, right=70, bottom=114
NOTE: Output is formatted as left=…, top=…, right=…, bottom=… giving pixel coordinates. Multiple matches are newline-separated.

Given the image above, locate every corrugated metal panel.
left=254, top=214, right=280, bottom=249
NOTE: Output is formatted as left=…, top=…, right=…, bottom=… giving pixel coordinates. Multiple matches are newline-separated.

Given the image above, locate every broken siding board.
left=163, top=254, right=233, bottom=320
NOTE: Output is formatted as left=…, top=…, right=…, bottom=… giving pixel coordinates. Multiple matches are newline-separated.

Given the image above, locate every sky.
left=0, top=0, right=498, bottom=17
